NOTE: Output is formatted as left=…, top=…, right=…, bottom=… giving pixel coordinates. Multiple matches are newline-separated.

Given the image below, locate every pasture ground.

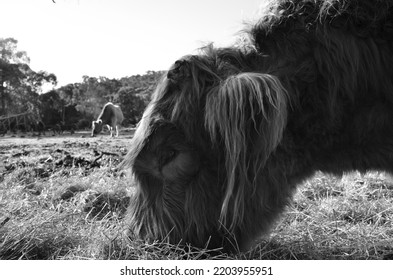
left=0, top=131, right=393, bottom=260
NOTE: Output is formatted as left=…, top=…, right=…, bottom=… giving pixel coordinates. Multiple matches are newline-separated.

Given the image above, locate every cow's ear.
left=205, top=72, right=288, bottom=231
left=98, top=119, right=103, bottom=124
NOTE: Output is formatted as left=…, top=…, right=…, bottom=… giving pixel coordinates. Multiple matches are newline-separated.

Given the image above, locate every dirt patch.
left=0, top=130, right=133, bottom=178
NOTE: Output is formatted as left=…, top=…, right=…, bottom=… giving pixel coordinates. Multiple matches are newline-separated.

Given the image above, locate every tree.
left=114, top=86, right=149, bottom=126
left=38, top=90, right=64, bottom=126
left=0, top=38, right=57, bottom=115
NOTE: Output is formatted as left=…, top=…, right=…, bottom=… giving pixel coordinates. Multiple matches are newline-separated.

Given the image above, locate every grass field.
left=1, top=131, right=392, bottom=260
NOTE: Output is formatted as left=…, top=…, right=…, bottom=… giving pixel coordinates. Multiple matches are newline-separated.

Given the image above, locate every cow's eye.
left=160, top=149, right=177, bottom=165
left=166, top=149, right=177, bottom=160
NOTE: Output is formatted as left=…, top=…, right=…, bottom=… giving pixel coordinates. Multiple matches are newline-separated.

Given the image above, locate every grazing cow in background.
left=122, top=0, right=393, bottom=252
left=91, top=102, right=124, bottom=137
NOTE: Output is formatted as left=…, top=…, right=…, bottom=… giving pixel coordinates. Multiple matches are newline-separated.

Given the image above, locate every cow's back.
left=99, top=102, right=124, bottom=125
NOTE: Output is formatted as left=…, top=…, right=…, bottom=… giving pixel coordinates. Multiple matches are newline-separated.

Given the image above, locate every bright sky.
left=1, top=0, right=263, bottom=87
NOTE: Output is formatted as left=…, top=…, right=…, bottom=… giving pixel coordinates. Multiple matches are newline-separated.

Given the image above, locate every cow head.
left=91, top=119, right=103, bottom=136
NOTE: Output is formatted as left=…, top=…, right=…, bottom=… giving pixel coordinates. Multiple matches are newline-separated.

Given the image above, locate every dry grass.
left=245, top=172, right=393, bottom=260
left=1, top=134, right=393, bottom=260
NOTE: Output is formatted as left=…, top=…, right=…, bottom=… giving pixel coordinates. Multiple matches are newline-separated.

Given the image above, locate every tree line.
left=0, top=37, right=164, bottom=132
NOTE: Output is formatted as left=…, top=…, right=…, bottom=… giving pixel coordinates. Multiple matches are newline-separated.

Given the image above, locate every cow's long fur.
left=123, top=0, right=393, bottom=252
left=92, top=102, right=124, bottom=137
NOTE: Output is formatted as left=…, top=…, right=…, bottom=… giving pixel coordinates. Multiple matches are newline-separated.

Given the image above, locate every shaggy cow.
left=92, top=102, right=124, bottom=137
left=122, top=0, right=393, bottom=252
